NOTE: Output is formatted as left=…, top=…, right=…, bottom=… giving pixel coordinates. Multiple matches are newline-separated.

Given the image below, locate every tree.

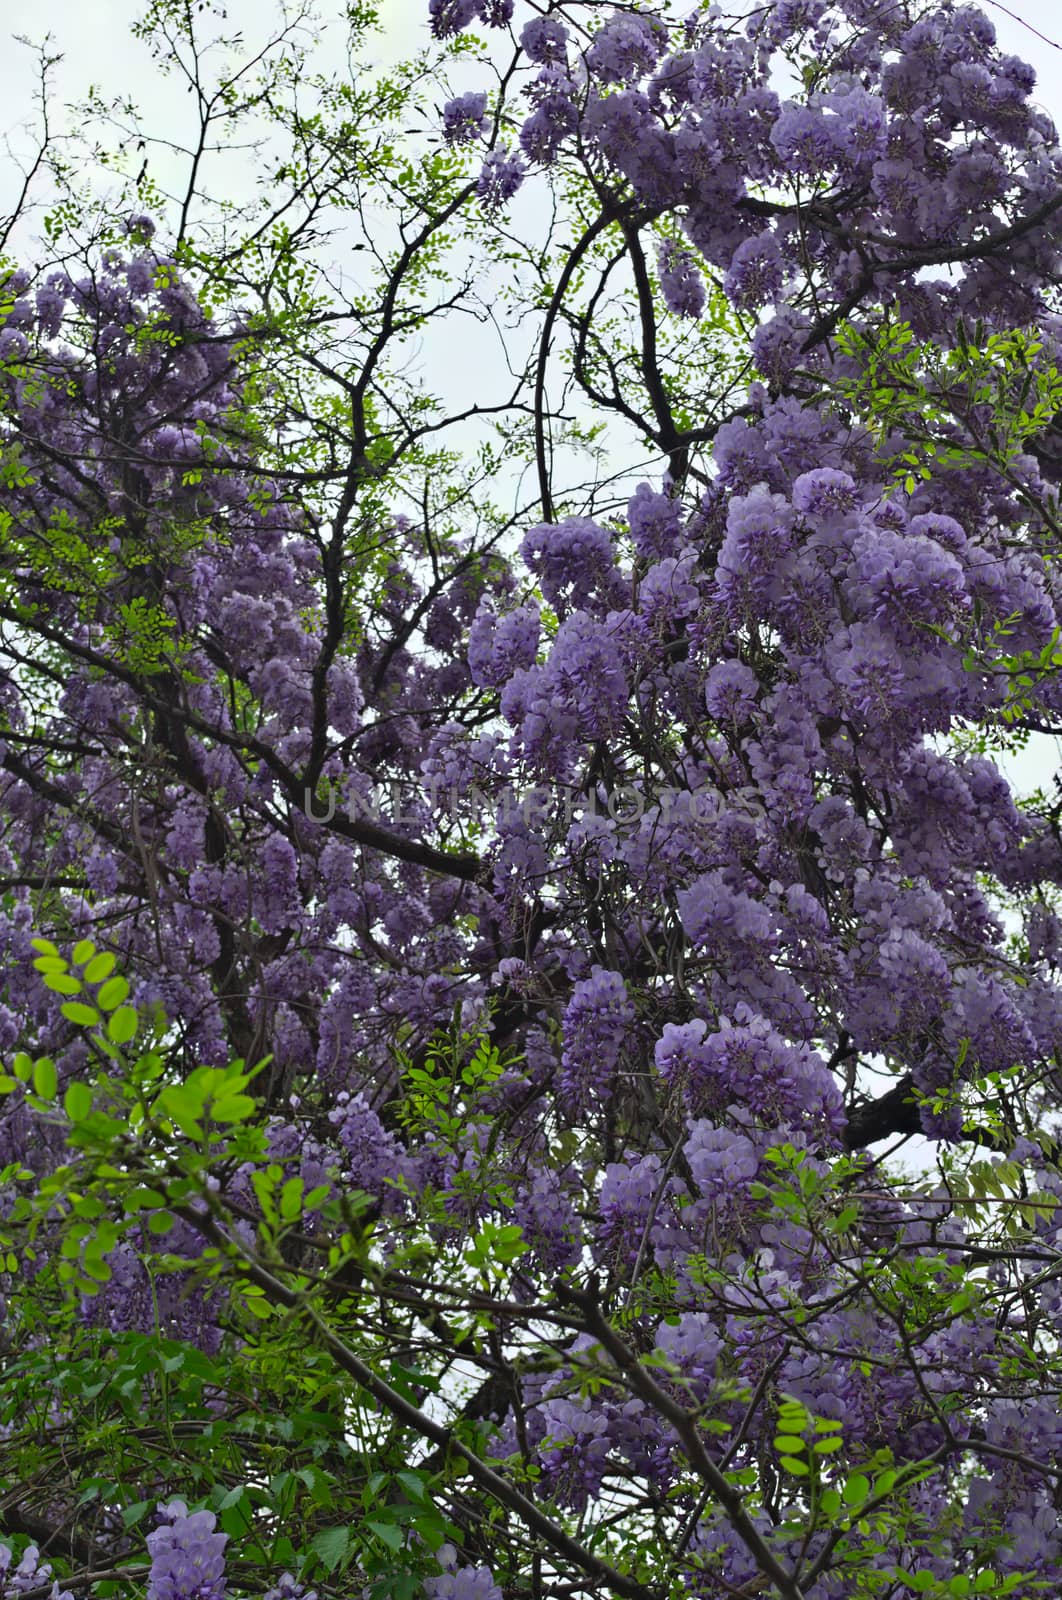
left=1, top=0, right=1062, bottom=1594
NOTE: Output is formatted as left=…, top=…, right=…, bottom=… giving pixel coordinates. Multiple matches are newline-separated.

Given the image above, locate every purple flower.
left=519, top=78, right=579, bottom=164
left=850, top=527, right=967, bottom=634
left=468, top=600, right=540, bottom=687
left=477, top=0, right=513, bottom=24
left=684, top=1120, right=761, bottom=1198
left=559, top=966, right=634, bottom=1111
left=704, top=659, right=759, bottom=724
left=328, top=1090, right=409, bottom=1204
left=425, top=1566, right=503, bottom=1600
left=750, top=308, right=811, bottom=383
left=792, top=467, right=859, bottom=519
left=520, top=16, right=569, bottom=64
left=442, top=91, right=489, bottom=144
left=671, top=1011, right=843, bottom=1131
left=723, top=231, right=785, bottom=310
left=627, top=483, right=684, bottom=561
left=263, top=1577, right=316, bottom=1600
left=770, top=103, right=839, bottom=173
left=146, top=1502, right=227, bottom=1600
left=657, top=239, right=706, bottom=318
left=828, top=86, right=888, bottom=161
left=677, top=871, right=775, bottom=952
left=586, top=11, right=668, bottom=85
left=258, top=832, right=301, bottom=934
left=521, top=515, right=625, bottom=615
left=717, top=489, right=797, bottom=583
left=476, top=147, right=526, bottom=211
left=0, top=1544, right=76, bottom=1599
left=655, top=1312, right=722, bottom=1389
left=538, top=1394, right=611, bottom=1509
left=428, top=0, right=478, bottom=36
left=546, top=611, right=629, bottom=738
left=513, top=1169, right=582, bottom=1272
left=713, top=416, right=771, bottom=491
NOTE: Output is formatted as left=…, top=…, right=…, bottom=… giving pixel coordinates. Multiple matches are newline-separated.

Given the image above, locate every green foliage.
left=833, top=316, right=1062, bottom=494
left=0, top=945, right=471, bottom=1593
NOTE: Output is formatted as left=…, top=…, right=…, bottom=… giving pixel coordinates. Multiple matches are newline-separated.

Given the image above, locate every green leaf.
left=367, top=1519, right=404, bottom=1552
left=96, top=975, right=130, bottom=1011
left=210, top=1093, right=257, bottom=1123
left=33, top=1058, right=57, bottom=1099
left=84, top=952, right=116, bottom=983
left=34, top=956, right=67, bottom=974
left=778, top=1457, right=810, bottom=1476
left=843, top=1473, right=870, bottom=1506
left=30, top=938, right=58, bottom=955
left=72, top=939, right=96, bottom=966
left=45, top=973, right=81, bottom=995
left=64, top=1081, right=93, bottom=1122
left=280, top=1177, right=305, bottom=1219
left=108, top=1006, right=139, bottom=1044
left=310, top=1525, right=351, bottom=1573
left=157, top=1086, right=204, bottom=1139
left=61, top=1002, right=100, bottom=1027
left=774, top=1435, right=806, bottom=1453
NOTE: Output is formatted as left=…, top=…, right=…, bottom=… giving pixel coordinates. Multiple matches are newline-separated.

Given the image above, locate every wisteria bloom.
left=559, top=966, right=635, bottom=1109
left=723, top=231, right=785, bottom=309
left=442, top=91, right=489, bottom=144
left=657, top=239, right=706, bottom=317
left=520, top=15, right=569, bottom=63
left=476, top=147, right=526, bottom=211
left=146, top=1502, right=228, bottom=1600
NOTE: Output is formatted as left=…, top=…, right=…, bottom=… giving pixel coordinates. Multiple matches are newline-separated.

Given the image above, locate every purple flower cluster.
left=146, top=1502, right=227, bottom=1600
left=428, top=0, right=511, bottom=37
left=657, top=240, right=706, bottom=318
left=520, top=516, right=626, bottom=616
left=559, top=966, right=634, bottom=1111
left=0, top=1545, right=75, bottom=1600
left=467, top=601, right=540, bottom=687
left=538, top=1394, right=611, bottom=1510
left=585, top=12, right=668, bottom=85
left=263, top=1578, right=317, bottom=1600
left=425, top=1564, right=503, bottom=1600
left=520, top=16, right=568, bottom=64
left=655, top=1010, right=843, bottom=1134
left=442, top=91, right=489, bottom=144
left=723, top=232, right=785, bottom=310
left=476, top=147, right=526, bottom=212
